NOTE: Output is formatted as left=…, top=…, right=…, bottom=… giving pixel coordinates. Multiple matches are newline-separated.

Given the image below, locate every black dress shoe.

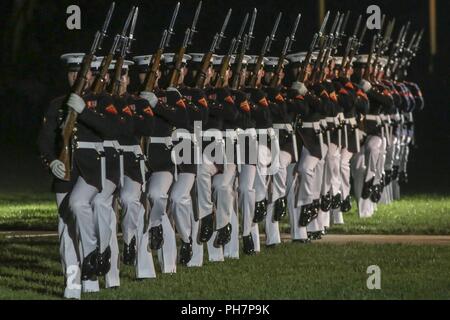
left=399, top=171, right=408, bottom=184
left=293, top=238, right=311, bottom=244
left=341, top=195, right=352, bottom=213
left=392, top=165, right=399, bottom=181
left=320, top=193, right=332, bottom=212
left=214, top=223, right=232, bottom=247
left=308, top=231, right=322, bottom=240
left=123, top=236, right=136, bottom=266
left=96, top=246, right=111, bottom=276
left=273, top=197, right=287, bottom=221
left=81, top=250, right=98, bottom=281
left=149, top=225, right=164, bottom=250
left=242, top=235, right=256, bottom=255
left=179, top=239, right=193, bottom=265
left=380, top=173, right=387, bottom=192
left=311, top=199, right=320, bottom=220
left=253, top=199, right=268, bottom=223
left=198, top=214, right=214, bottom=243
left=362, top=178, right=374, bottom=199
left=370, top=184, right=382, bottom=203
left=384, top=170, right=392, bottom=185
left=299, top=204, right=313, bottom=227
left=331, top=193, right=342, bottom=210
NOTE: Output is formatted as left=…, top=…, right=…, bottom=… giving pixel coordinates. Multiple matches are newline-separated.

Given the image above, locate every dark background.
left=0, top=0, right=448, bottom=194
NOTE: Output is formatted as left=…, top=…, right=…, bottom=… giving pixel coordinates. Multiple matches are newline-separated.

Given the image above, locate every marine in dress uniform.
left=261, top=57, right=293, bottom=247
left=350, top=54, right=394, bottom=217
left=329, top=56, right=369, bottom=224
left=38, top=53, right=90, bottom=299
left=144, top=53, right=191, bottom=273
left=109, top=56, right=157, bottom=280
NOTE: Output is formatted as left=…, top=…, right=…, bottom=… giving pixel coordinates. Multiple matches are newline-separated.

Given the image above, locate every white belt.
left=103, top=140, right=121, bottom=149
left=224, top=130, right=238, bottom=140
left=76, top=141, right=105, bottom=152
left=345, top=117, right=357, bottom=126
left=150, top=136, right=173, bottom=147
left=302, top=122, right=321, bottom=132
left=366, top=114, right=382, bottom=126
left=273, top=123, right=293, bottom=132
left=403, top=112, right=414, bottom=123
left=256, top=128, right=268, bottom=135
left=76, top=141, right=106, bottom=190
left=236, top=128, right=257, bottom=139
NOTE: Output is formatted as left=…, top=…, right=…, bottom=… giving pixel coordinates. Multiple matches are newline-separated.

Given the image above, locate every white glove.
left=67, top=93, right=86, bottom=114
left=267, top=127, right=277, bottom=138
left=291, top=81, right=308, bottom=96
left=166, top=87, right=182, bottom=95
left=50, top=160, right=66, bottom=180
left=360, top=79, right=372, bottom=93
left=140, top=91, right=158, bottom=108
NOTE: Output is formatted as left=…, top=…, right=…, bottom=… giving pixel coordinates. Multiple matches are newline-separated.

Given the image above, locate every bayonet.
left=341, top=11, right=351, bottom=37
left=319, top=11, right=330, bottom=37
left=159, top=29, right=168, bottom=49
left=166, top=2, right=180, bottom=47
left=287, top=13, right=301, bottom=52
left=267, top=12, right=282, bottom=52
left=246, top=8, right=258, bottom=50
left=125, top=7, right=139, bottom=53
left=188, top=1, right=202, bottom=45
left=234, top=13, right=249, bottom=53
left=216, top=9, right=232, bottom=49
left=97, top=2, right=115, bottom=50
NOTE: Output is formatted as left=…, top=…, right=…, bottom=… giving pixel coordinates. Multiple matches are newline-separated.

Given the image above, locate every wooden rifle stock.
left=195, top=51, right=214, bottom=88
left=215, top=55, right=231, bottom=88
left=169, top=47, right=187, bottom=87
left=142, top=49, right=163, bottom=92
left=109, top=56, right=125, bottom=95
left=92, top=54, right=114, bottom=94
left=249, top=55, right=265, bottom=88
left=59, top=53, right=95, bottom=181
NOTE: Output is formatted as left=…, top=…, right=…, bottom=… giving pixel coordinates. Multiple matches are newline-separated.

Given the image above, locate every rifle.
left=344, top=19, right=367, bottom=74
left=215, top=38, right=237, bottom=88
left=310, top=11, right=340, bottom=83
left=59, top=3, right=115, bottom=181
left=340, top=14, right=361, bottom=77
left=249, top=12, right=282, bottom=88
left=194, top=8, right=232, bottom=88
left=230, top=9, right=257, bottom=90
left=214, top=10, right=250, bottom=88
left=385, top=22, right=408, bottom=77
left=270, top=12, right=301, bottom=87
left=372, top=18, right=395, bottom=79
left=108, top=7, right=138, bottom=95
left=298, top=10, right=330, bottom=83
left=395, top=28, right=422, bottom=77
left=318, top=12, right=346, bottom=82
left=141, top=2, right=180, bottom=92
left=168, top=1, right=202, bottom=87
left=363, top=14, right=386, bottom=80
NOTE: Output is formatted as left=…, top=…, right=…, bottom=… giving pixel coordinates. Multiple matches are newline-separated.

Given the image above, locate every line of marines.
left=38, top=47, right=423, bottom=299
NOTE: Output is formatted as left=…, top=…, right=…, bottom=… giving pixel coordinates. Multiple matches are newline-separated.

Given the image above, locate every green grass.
left=1, top=193, right=449, bottom=235
left=0, top=193, right=55, bottom=230
left=326, top=194, right=450, bottom=235
left=0, top=237, right=449, bottom=300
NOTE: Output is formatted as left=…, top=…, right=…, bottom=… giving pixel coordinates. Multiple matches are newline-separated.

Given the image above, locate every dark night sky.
left=0, top=0, right=448, bottom=192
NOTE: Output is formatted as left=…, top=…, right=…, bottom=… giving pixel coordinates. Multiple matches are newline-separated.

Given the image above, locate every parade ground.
left=1, top=192, right=449, bottom=300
